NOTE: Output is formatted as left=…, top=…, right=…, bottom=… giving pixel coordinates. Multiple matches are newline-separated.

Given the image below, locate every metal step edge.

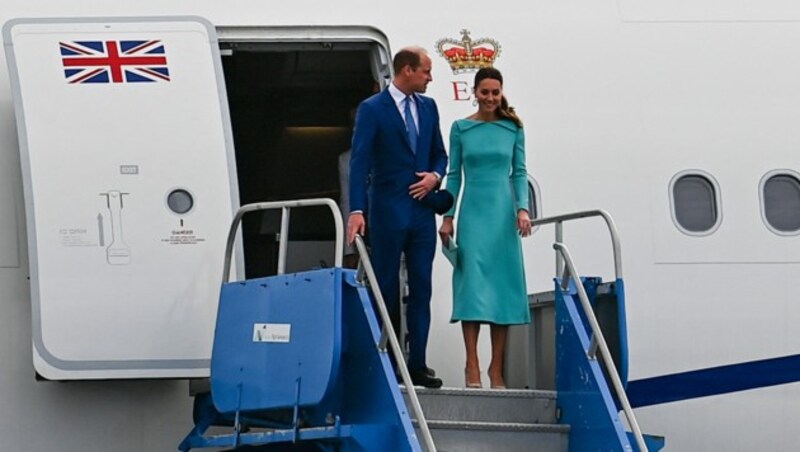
left=414, top=419, right=571, bottom=434
left=401, top=386, right=557, bottom=399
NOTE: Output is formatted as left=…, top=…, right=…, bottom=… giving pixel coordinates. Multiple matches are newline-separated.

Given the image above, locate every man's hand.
left=347, top=212, right=366, bottom=245
left=409, top=172, right=438, bottom=200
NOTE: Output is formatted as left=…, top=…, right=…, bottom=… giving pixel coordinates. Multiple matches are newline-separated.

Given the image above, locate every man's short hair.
left=393, top=47, right=424, bottom=74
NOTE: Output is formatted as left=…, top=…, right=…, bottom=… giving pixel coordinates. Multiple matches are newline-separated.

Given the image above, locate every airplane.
left=1, top=1, right=800, bottom=450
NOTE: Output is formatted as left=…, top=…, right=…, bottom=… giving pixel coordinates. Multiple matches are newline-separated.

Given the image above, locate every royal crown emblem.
left=436, top=29, right=501, bottom=74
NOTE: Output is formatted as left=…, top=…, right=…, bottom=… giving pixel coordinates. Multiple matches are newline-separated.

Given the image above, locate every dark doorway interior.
left=221, top=43, right=378, bottom=278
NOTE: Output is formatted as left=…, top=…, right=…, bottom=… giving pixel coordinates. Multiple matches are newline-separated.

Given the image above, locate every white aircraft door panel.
left=0, top=173, right=19, bottom=268
left=3, top=17, right=239, bottom=379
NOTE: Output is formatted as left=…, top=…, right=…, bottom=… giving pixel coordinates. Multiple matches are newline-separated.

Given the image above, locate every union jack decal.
left=60, top=40, right=170, bottom=84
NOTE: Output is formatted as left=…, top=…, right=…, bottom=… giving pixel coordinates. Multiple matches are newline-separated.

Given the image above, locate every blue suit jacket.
left=349, top=89, right=448, bottom=231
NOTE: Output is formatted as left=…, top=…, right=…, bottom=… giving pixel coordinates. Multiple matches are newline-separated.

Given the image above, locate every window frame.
left=759, top=169, right=800, bottom=237
left=668, top=169, right=723, bottom=237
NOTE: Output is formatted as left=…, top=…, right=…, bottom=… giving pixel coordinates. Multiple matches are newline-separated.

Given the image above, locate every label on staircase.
left=253, top=323, right=292, bottom=343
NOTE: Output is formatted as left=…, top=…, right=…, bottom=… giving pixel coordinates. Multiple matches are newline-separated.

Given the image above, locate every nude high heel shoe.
left=488, top=371, right=506, bottom=389
left=465, top=368, right=482, bottom=389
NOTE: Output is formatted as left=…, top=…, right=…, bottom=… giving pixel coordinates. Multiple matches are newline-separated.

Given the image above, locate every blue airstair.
left=179, top=200, right=665, bottom=451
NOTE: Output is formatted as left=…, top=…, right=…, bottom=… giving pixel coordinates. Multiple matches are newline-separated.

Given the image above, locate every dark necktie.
left=404, top=96, right=418, bottom=154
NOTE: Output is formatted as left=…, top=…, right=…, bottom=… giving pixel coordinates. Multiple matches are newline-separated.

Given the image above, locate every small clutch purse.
left=441, top=236, right=458, bottom=266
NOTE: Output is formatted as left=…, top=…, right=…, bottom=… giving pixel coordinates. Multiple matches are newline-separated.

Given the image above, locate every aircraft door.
left=3, top=16, right=239, bottom=379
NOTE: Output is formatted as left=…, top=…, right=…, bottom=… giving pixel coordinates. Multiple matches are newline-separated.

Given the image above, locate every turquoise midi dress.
left=444, top=118, right=531, bottom=325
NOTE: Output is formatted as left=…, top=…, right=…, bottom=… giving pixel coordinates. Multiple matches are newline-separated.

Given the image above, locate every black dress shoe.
left=410, top=368, right=443, bottom=389
left=395, top=367, right=436, bottom=382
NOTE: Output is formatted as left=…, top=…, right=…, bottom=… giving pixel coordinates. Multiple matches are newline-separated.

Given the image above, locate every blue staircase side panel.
left=615, top=278, right=630, bottom=387
left=339, top=271, right=419, bottom=451
left=211, top=269, right=342, bottom=414
left=556, top=280, right=634, bottom=452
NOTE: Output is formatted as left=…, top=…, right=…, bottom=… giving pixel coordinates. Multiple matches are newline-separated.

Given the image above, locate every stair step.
left=402, top=386, right=559, bottom=424
left=422, top=419, right=569, bottom=432
left=414, top=420, right=570, bottom=452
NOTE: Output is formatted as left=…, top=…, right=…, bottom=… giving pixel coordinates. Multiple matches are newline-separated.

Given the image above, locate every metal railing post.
left=277, top=206, right=290, bottom=275
left=555, top=221, right=564, bottom=279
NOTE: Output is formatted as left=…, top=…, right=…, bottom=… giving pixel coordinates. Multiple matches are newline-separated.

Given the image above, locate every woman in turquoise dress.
left=438, top=67, right=532, bottom=389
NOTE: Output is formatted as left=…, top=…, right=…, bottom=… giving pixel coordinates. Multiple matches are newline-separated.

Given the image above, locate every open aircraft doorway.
left=217, top=27, right=390, bottom=279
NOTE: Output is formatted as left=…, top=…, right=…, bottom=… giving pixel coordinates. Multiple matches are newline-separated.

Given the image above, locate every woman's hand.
left=439, top=217, right=454, bottom=245
left=517, top=210, right=532, bottom=237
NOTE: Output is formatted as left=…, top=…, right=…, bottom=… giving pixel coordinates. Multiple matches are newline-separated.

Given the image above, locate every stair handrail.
left=554, top=242, right=647, bottom=452
left=530, top=209, right=622, bottom=280
left=221, top=198, right=343, bottom=283
left=353, top=234, right=437, bottom=452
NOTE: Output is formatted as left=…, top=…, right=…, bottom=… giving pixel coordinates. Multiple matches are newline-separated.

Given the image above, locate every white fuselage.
left=1, top=2, right=799, bottom=451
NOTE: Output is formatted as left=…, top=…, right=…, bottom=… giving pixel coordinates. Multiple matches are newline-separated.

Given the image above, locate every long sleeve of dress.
left=511, top=126, right=529, bottom=213
left=444, top=121, right=463, bottom=218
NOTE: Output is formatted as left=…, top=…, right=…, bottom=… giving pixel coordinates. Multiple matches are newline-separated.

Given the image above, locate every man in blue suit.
left=347, top=46, right=448, bottom=388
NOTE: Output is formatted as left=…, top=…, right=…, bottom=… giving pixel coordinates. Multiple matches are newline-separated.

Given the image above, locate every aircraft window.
left=669, top=171, right=721, bottom=236
left=760, top=171, right=800, bottom=236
